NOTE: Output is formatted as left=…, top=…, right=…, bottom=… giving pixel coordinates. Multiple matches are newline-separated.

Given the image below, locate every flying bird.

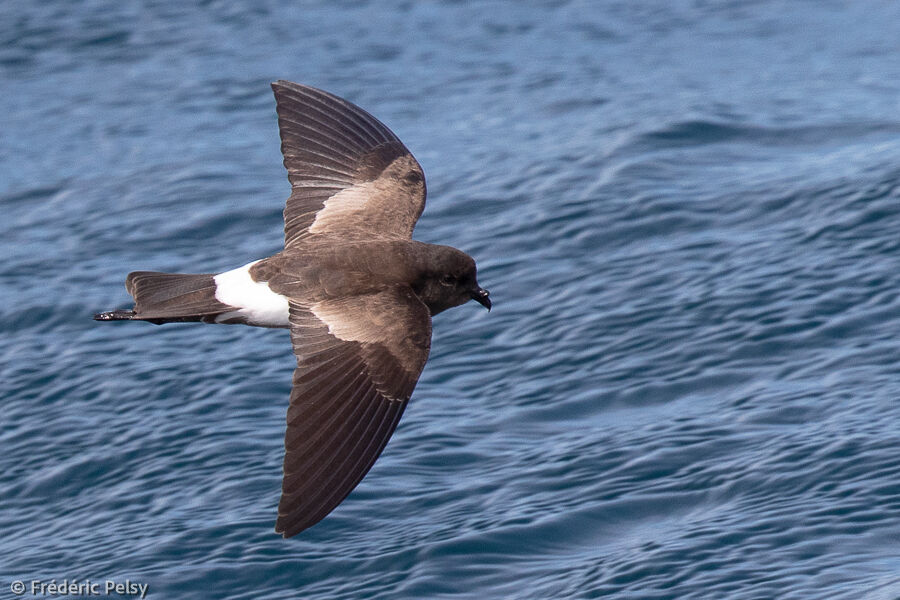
left=95, top=81, right=491, bottom=538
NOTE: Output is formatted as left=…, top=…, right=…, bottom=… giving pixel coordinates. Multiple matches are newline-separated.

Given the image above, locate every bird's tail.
left=93, top=271, right=233, bottom=325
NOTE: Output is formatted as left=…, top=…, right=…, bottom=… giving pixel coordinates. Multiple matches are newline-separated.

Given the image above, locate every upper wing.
left=276, top=287, right=432, bottom=537
left=271, top=81, right=427, bottom=247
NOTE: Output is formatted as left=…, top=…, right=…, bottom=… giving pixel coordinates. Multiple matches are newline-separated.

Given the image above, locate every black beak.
left=471, top=286, right=491, bottom=311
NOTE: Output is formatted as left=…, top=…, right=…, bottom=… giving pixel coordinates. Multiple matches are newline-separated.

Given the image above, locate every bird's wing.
left=276, top=287, right=432, bottom=537
left=271, top=81, right=427, bottom=247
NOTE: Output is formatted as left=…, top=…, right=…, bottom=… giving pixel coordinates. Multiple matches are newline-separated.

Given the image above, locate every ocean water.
left=3, top=1, right=900, bottom=598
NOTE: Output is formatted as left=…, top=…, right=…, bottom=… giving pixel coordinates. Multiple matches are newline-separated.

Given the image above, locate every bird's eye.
left=441, top=274, right=455, bottom=285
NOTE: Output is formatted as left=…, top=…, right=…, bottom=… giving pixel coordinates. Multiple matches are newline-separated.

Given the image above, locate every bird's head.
left=412, top=245, right=491, bottom=315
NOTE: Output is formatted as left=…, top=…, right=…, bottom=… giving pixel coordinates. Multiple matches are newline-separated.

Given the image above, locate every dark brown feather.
left=275, top=290, right=431, bottom=537
left=271, top=81, right=427, bottom=246
left=122, top=271, right=233, bottom=323
left=93, top=81, right=489, bottom=539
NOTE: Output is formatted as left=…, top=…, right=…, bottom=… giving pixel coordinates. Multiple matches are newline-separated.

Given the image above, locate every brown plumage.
left=95, top=81, right=490, bottom=538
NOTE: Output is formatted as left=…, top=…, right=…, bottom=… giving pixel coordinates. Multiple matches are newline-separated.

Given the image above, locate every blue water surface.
left=3, top=1, right=900, bottom=598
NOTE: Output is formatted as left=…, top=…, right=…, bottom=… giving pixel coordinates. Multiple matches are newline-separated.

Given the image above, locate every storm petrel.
left=95, top=81, right=491, bottom=538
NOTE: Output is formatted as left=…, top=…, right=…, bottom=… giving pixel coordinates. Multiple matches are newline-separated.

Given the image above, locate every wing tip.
left=271, top=80, right=328, bottom=99
left=271, top=79, right=298, bottom=97
left=274, top=517, right=290, bottom=538
left=275, top=515, right=313, bottom=539
left=271, top=79, right=291, bottom=91
left=275, top=524, right=294, bottom=539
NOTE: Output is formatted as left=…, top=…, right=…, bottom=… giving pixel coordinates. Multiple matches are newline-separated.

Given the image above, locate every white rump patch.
left=214, top=260, right=290, bottom=328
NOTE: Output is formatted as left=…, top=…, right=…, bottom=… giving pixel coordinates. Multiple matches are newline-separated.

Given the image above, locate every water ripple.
left=3, top=1, right=900, bottom=599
